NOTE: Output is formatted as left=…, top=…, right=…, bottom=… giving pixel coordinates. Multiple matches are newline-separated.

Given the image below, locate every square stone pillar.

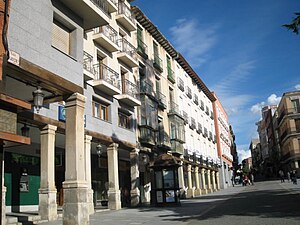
left=200, top=168, right=207, bottom=194
left=63, top=93, right=89, bottom=225
left=194, top=166, right=201, bottom=196
left=216, top=171, right=220, bottom=190
left=178, top=157, right=185, bottom=194
left=130, top=148, right=140, bottom=207
left=84, top=135, right=94, bottom=214
left=186, top=164, right=194, bottom=198
left=211, top=171, right=217, bottom=191
left=207, top=170, right=213, bottom=193
left=107, top=143, right=121, bottom=210
left=39, top=125, right=57, bottom=221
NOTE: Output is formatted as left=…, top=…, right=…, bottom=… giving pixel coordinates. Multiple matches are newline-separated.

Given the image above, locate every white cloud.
left=170, top=19, right=218, bottom=66
left=250, top=94, right=281, bottom=115
left=295, top=84, right=300, bottom=90
left=237, top=145, right=252, bottom=163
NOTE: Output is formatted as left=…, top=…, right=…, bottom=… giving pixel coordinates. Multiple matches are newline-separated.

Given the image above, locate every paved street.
left=42, top=180, right=300, bottom=225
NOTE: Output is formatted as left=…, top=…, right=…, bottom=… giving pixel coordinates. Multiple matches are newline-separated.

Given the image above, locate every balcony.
left=167, top=67, right=175, bottom=83
left=83, top=51, right=94, bottom=80
left=107, top=0, right=118, bottom=13
left=137, top=39, right=148, bottom=59
left=186, top=86, right=192, bottom=99
left=116, top=1, right=136, bottom=31
left=190, top=117, right=196, bottom=130
left=168, top=101, right=181, bottom=117
left=169, top=116, right=185, bottom=144
left=182, top=111, right=189, bottom=124
left=153, top=54, right=163, bottom=73
left=139, top=126, right=156, bottom=146
left=59, top=0, right=110, bottom=30
left=92, top=63, right=121, bottom=95
left=117, top=38, right=138, bottom=68
left=197, top=123, right=202, bottom=134
left=116, top=79, right=141, bottom=106
left=177, top=77, right=184, bottom=92
left=194, top=94, right=199, bottom=105
left=140, top=80, right=157, bottom=100
left=200, top=100, right=204, bottom=110
left=157, top=91, right=167, bottom=110
left=93, top=25, right=118, bottom=52
left=170, top=140, right=184, bottom=155
left=157, top=130, right=171, bottom=150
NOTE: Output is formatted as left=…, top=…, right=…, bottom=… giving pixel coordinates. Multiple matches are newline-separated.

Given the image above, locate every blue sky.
left=133, top=0, right=300, bottom=162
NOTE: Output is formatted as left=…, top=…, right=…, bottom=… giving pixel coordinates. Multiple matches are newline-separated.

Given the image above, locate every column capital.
left=84, top=135, right=92, bottom=143
left=107, top=142, right=119, bottom=151
left=65, top=93, right=86, bottom=108
left=40, top=124, right=57, bottom=134
left=187, top=164, right=192, bottom=172
left=207, top=169, right=211, bottom=174
left=195, top=166, right=199, bottom=173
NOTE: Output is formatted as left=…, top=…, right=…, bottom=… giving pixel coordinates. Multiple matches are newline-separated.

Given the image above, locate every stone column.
left=186, top=164, right=194, bottom=198
left=211, top=171, right=216, bottom=191
left=63, top=93, right=89, bottom=225
left=39, top=125, right=57, bottom=221
left=207, top=170, right=212, bottom=193
left=178, top=157, right=185, bottom=195
left=84, top=135, right=94, bottom=214
left=200, top=168, right=207, bottom=194
left=130, top=148, right=140, bottom=207
left=216, top=171, right=220, bottom=190
left=107, top=143, right=121, bottom=210
left=194, top=166, right=201, bottom=196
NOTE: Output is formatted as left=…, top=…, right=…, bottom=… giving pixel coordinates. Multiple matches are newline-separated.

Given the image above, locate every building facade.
left=212, top=92, right=233, bottom=189
left=0, top=1, right=231, bottom=224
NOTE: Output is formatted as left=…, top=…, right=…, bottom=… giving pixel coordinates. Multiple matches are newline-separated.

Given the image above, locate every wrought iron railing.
left=122, top=79, right=140, bottom=99
left=169, top=101, right=180, bottom=115
left=90, top=0, right=109, bottom=15
left=194, top=94, right=199, bottom=105
left=177, top=77, right=184, bottom=91
left=118, top=38, right=137, bottom=61
left=153, top=54, right=163, bottom=72
left=137, top=39, right=148, bottom=58
left=186, top=86, right=192, bottom=99
left=83, top=51, right=94, bottom=74
left=167, top=67, right=175, bottom=83
left=118, top=1, right=135, bottom=24
left=93, top=63, right=120, bottom=89
left=157, top=91, right=167, bottom=109
left=94, top=25, right=118, bottom=44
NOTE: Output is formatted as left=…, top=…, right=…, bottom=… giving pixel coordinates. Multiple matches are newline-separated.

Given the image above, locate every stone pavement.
left=38, top=180, right=300, bottom=225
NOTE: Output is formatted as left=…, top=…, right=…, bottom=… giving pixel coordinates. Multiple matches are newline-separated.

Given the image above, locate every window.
left=118, top=111, right=131, bottom=129
left=93, top=101, right=108, bottom=121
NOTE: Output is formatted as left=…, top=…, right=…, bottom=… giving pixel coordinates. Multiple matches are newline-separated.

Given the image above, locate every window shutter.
left=52, top=21, right=70, bottom=55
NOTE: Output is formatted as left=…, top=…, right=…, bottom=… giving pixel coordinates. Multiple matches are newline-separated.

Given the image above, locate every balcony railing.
left=169, top=101, right=181, bottom=115
left=177, top=77, right=185, bottom=92
left=157, top=91, right=167, bottom=109
left=200, top=101, right=204, bottom=110
left=153, top=54, right=163, bottom=72
left=197, top=123, right=202, bottom=134
left=140, top=126, right=156, bottom=146
left=122, top=79, right=140, bottom=99
left=205, top=106, right=210, bottom=115
left=190, top=117, right=196, bottom=130
left=171, top=140, right=184, bottom=155
left=167, top=67, right=175, bottom=83
left=137, top=39, right=148, bottom=59
left=157, top=130, right=171, bottom=148
left=194, top=94, right=199, bottom=105
left=186, top=86, right=192, bottom=99
left=118, top=38, right=137, bottom=60
left=117, top=1, right=135, bottom=24
left=93, top=63, right=120, bottom=89
left=83, top=51, right=94, bottom=74
left=203, top=127, right=208, bottom=137
left=140, top=80, right=156, bottom=98
left=94, top=24, right=118, bottom=44
left=182, top=111, right=189, bottom=124
left=91, top=0, right=109, bottom=16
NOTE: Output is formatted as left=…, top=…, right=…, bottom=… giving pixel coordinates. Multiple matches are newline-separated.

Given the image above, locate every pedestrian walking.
left=287, top=171, right=291, bottom=182
left=291, top=170, right=297, bottom=185
left=250, top=173, right=254, bottom=185
left=279, top=170, right=285, bottom=183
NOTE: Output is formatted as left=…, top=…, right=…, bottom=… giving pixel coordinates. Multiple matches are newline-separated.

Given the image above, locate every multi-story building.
left=0, top=1, right=229, bottom=223
left=212, top=92, right=233, bottom=189
left=249, top=139, right=261, bottom=174
left=229, top=125, right=239, bottom=171
left=175, top=54, right=219, bottom=197
left=277, top=91, right=300, bottom=176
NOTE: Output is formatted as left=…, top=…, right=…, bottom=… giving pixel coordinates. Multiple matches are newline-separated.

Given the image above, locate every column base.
left=186, top=188, right=194, bottom=198
left=38, top=189, right=57, bottom=221
left=194, top=188, right=202, bottom=196
left=63, top=182, right=89, bottom=225
left=207, top=188, right=213, bottom=193
left=108, top=189, right=121, bottom=210
left=201, top=188, right=208, bottom=195
left=130, top=188, right=140, bottom=207
left=87, top=189, right=94, bottom=215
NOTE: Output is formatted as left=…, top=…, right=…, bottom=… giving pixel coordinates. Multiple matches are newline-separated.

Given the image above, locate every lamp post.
left=96, top=143, right=103, bottom=158
left=32, top=86, right=44, bottom=113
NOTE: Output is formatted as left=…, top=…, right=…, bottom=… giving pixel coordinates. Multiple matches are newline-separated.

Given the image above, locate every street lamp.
left=32, top=86, right=44, bottom=113
left=96, top=143, right=104, bottom=157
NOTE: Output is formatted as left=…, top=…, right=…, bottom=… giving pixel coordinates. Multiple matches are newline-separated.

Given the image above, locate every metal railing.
left=182, top=111, right=189, bottom=124
left=158, top=130, right=171, bottom=147
left=190, top=117, right=196, bottom=129
left=194, top=94, right=199, bottom=105
left=94, top=25, right=118, bottom=44
left=140, top=80, right=155, bottom=98
left=83, top=51, right=94, bottom=74
left=153, top=54, right=163, bottom=72
left=177, top=77, right=185, bottom=91
left=122, top=79, right=140, bottom=99
left=140, top=126, right=156, bottom=145
left=118, top=38, right=137, bottom=61
left=197, top=123, right=202, bottom=133
left=167, top=67, right=175, bottom=83
left=118, top=1, right=135, bottom=24
left=90, top=0, right=109, bottom=15
left=137, top=39, right=148, bottom=58
left=169, top=101, right=180, bottom=115
left=157, top=91, right=167, bottom=108
left=93, top=63, right=120, bottom=89
left=186, top=86, right=192, bottom=99
left=200, top=100, right=204, bottom=110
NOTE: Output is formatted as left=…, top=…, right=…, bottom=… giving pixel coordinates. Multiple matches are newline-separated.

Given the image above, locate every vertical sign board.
left=58, top=105, right=86, bottom=127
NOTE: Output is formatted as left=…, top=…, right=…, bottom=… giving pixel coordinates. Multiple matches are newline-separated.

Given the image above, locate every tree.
left=283, top=13, right=300, bottom=34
